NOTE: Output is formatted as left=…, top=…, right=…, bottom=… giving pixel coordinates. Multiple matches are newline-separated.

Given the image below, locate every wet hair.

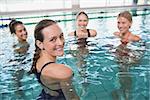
left=29, top=19, right=57, bottom=74
left=9, top=19, right=24, bottom=34
left=76, top=11, right=89, bottom=20
left=117, top=11, right=132, bottom=23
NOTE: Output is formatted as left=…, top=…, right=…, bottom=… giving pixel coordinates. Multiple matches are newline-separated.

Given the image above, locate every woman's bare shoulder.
left=68, top=31, right=75, bottom=36
left=42, top=63, right=73, bottom=80
left=90, top=29, right=97, bottom=37
left=132, top=34, right=141, bottom=41
left=113, top=32, right=120, bottom=36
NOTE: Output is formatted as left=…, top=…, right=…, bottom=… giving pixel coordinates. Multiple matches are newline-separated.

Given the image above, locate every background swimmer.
left=113, top=11, right=140, bottom=45
left=9, top=19, right=29, bottom=54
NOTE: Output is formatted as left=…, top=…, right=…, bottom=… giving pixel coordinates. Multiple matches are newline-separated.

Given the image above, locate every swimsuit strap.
left=87, top=29, right=91, bottom=37
left=74, top=31, right=77, bottom=36
left=74, top=29, right=91, bottom=37
left=36, top=62, right=61, bottom=91
left=39, top=62, right=54, bottom=74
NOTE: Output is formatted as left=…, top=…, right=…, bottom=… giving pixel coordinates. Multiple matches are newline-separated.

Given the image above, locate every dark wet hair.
left=29, top=19, right=57, bottom=74
left=76, top=11, right=89, bottom=20
left=9, top=19, right=24, bottom=34
left=117, top=11, right=132, bottom=23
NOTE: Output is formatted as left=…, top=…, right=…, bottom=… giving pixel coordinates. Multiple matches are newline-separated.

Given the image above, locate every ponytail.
left=29, top=19, right=57, bottom=74
left=29, top=45, right=41, bottom=74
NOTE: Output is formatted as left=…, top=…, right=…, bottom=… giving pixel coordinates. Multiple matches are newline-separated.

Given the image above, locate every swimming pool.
left=0, top=9, right=150, bottom=100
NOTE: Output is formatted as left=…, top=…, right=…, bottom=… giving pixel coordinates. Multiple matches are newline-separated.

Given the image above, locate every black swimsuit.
left=35, top=62, right=66, bottom=100
left=74, top=29, right=90, bottom=47
left=74, top=29, right=91, bottom=37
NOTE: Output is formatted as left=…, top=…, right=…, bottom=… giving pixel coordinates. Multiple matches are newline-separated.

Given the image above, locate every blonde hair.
left=117, top=11, right=132, bottom=23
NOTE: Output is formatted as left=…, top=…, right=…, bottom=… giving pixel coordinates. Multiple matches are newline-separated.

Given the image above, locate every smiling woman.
left=113, top=11, right=141, bottom=45
left=29, top=19, right=80, bottom=100
left=9, top=19, right=29, bottom=54
left=69, top=11, right=97, bottom=38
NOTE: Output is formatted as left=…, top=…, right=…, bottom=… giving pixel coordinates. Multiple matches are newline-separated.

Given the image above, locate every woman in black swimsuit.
left=68, top=11, right=97, bottom=97
left=29, top=19, right=80, bottom=100
left=69, top=11, right=97, bottom=55
left=69, top=11, right=97, bottom=39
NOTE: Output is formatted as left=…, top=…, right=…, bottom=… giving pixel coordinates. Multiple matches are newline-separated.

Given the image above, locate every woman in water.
left=29, top=19, right=79, bottom=100
left=9, top=19, right=29, bottom=54
left=68, top=11, right=97, bottom=97
left=113, top=11, right=140, bottom=45
left=69, top=11, right=97, bottom=46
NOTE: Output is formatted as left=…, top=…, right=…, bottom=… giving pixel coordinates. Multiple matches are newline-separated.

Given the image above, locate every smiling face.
left=41, top=24, right=65, bottom=57
left=15, top=24, right=27, bottom=42
left=76, top=13, right=88, bottom=30
left=117, top=17, right=132, bottom=35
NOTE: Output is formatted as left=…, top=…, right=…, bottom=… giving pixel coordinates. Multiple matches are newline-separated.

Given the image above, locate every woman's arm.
left=60, top=79, right=80, bottom=100
left=113, top=32, right=120, bottom=36
left=90, top=29, right=97, bottom=37
left=132, top=35, right=141, bottom=42
left=41, top=63, right=80, bottom=99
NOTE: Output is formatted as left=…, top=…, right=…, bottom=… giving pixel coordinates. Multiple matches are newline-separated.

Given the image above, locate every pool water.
left=0, top=9, right=150, bottom=100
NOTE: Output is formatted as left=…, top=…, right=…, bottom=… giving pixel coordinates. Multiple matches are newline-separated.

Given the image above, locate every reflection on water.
left=66, top=33, right=149, bottom=100
left=13, top=41, right=29, bottom=54
left=114, top=42, right=145, bottom=64
left=111, top=41, right=146, bottom=100
left=1, top=47, right=32, bottom=99
left=68, top=37, right=107, bottom=99
left=0, top=28, right=39, bottom=99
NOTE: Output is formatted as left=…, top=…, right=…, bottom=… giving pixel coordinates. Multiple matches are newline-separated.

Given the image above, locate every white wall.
left=0, top=0, right=150, bottom=12
left=0, top=0, right=71, bottom=12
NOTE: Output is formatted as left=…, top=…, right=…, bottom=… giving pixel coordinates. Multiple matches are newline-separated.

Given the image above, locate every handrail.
left=0, top=4, right=150, bottom=16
